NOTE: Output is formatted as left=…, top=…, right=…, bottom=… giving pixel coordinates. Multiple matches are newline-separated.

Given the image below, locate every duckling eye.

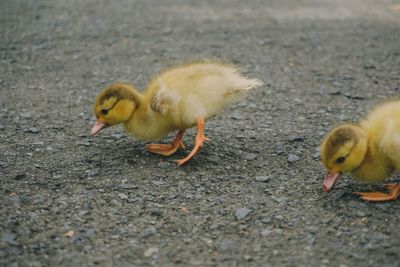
left=336, top=157, right=346, bottom=164
left=101, top=109, right=108, bottom=115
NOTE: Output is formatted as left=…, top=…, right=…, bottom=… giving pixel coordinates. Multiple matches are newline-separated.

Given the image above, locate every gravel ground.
left=1, top=0, right=400, bottom=266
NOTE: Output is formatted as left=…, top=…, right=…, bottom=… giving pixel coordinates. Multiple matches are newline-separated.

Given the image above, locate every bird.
left=91, top=60, right=263, bottom=165
left=320, top=99, right=400, bottom=201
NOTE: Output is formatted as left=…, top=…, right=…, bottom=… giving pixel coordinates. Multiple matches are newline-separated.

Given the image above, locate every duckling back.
left=360, top=100, right=400, bottom=170
left=146, top=61, right=263, bottom=127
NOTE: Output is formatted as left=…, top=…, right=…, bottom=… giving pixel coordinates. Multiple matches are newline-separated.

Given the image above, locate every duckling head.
left=320, top=124, right=368, bottom=192
left=91, top=83, right=141, bottom=135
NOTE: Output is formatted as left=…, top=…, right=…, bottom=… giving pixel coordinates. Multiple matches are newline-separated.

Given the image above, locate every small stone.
left=255, top=175, right=270, bottom=182
left=219, top=239, right=235, bottom=252
left=14, top=116, right=20, bottom=124
left=329, top=90, right=341, bottom=95
left=235, top=207, right=252, bottom=220
left=343, top=93, right=365, bottom=100
left=20, top=112, right=32, bottom=119
left=111, top=133, right=124, bottom=139
left=288, top=136, right=304, bottom=142
left=261, top=229, right=272, bottom=237
left=261, top=217, right=272, bottom=224
left=356, top=211, right=366, bottom=217
left=243, top=255, right=252, bottom=261
left=76, top=140, right=91, bottom=146
left=88, top=168, right=100, bottom=177
left=276, top=146, right=285, bottom=155
left=157, top=161, right=170, bottom=168
left=209, top=224, right=218, bottom=230
left=287, top=154, right=300, bottom=162
left=143, top=226, right=157, bottom=238
left=118, top=193, right=128, bottom=200
left=79, top=210, right=89, bottom=217
left=64, top=230, right=74, bottom=238
left=150, top=209, right=163, bottom=217
left=312, top=151, right=320, bottom=159
left=110, top=199, right=121, bottom=207
left=2, top=232, right=16, bottom=243
left=0, top=124, right=4, bottom=130
left=14, top=173, right=27, bottom=180
left=26, top=127, right=39, bottom=133
left=144, top=247, right=158, bottom=257
left=0, top=161, right=9, bottom=168
left=118, top=183, right=138, bottom=189
left=84, top=228, right=96, bottom=237
left=163, top=28, right=172, bottom=34
left=364, top=65, right=376, bottom=69
left=243, top=153, right=257, bottom=160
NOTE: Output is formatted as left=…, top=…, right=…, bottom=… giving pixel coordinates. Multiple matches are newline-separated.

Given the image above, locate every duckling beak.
left=323, top=171, right=340, bottom=192
left=91, top=120, right=107, bottom=136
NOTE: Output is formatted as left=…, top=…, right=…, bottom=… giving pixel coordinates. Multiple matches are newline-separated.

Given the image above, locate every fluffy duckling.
left=91, top=60, right=263, bottom=165
left=321, top=100, right=400, bottom=201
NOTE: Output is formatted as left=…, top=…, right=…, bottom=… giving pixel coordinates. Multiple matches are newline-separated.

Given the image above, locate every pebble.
left=88, top=168, right=100, bottom=177
left=243, top=153, right=257, bottom=160
left=0, top=124, right=4, bottom=130
left=235, top=208, right=252, bottom=220
left=144, top=247, right=158, bottom=257
left=329, top=90, right=341, bottom=95
left=312, top=151, right=320, bottom=159
left=26, top=127, right=39, bottom=133
left=118, top=183, right=138, bottom=189
left=261, top=217, right=272, bottom=224
left=288, top=136, right=304, bottom=142
left=0, top=161, right=9, bottom=168
left=84, top=228, right=96, bottom=237
left=209, top=224, right=219, bottom=230
left=110, top=199, right=121, bottom=207
left=276, top=147, right=285, bottom=155
left=356, top=211, right=366, bottom=217
left=14, top=116, right=20, bottom=124
left=1, top=232, right=16, bottom=243
left=287, top=154, right=300, bottom=162
left=255, top=175, right=270, bottom=182
left=343, top=93, right=365, bottom=100
left=76, top=140, right=91, bottom=146
left=261, top=229, right=272, bottom=237
left=118, top=193, right=128, bottom=200
left=79, top=210, right=89, bottom=217
left=243, top=255, right=252, bottom=261
left=143, top=226, right=157, bottom=238
left=14, top=173, right=27, bottom=180
left=157, top=161, right=170, bottom=168
left=219, top=239, right=235, bottom=252
left=20, top=112, right=32, bottom=119
left=150, top=209, right=163, bottom=217
left=111, top=133, right=124, bottom=139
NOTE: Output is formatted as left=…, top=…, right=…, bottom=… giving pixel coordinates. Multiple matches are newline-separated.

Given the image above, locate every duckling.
left=91, top=60, right=263, bottom=165
left=321, top=100, right=400, bottom=201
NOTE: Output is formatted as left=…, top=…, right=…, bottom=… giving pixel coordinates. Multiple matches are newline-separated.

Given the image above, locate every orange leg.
left=146, top=130, right=186, bottom=156
left=176, top=117, right=210, bottom=166
left=354, top=183, right=400, bottom=202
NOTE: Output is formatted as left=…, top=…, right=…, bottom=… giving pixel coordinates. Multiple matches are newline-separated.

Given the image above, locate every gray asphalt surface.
left=1, top=0, right=400, bottom=266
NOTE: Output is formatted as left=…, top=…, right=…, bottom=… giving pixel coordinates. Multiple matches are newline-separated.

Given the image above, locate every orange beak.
left=322, top=171, right=341, bottom=192
left=91, top=120, right=107, bottom=136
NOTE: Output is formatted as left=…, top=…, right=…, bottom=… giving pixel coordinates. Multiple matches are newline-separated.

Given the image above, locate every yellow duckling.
left=321, top=100, right=400, bottom=201
left=91, top=60, right=263, bottom=165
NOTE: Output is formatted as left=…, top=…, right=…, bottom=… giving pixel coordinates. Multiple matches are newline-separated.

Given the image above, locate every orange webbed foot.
left=176, top=118, right=209, bottom=166
left=354, top=183, right=400, bottom=202
left=146, top=130, right=185, bottom=156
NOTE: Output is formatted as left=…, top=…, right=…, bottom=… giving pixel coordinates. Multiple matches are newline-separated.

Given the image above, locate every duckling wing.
left=150, top=82, right=181, bottom=116
left=380, top=119, right=400, bottom=167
